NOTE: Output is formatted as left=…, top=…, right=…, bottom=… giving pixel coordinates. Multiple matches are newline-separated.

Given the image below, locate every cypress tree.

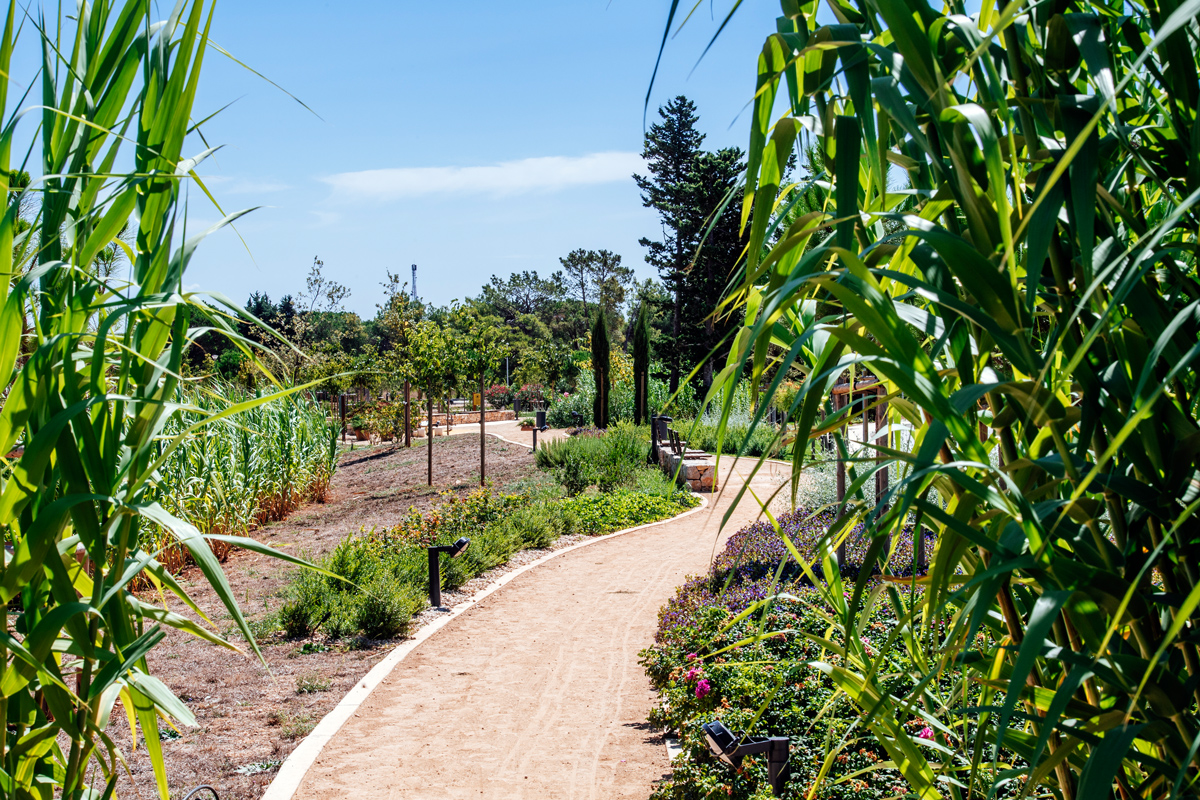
left=591, top=310, right=610, bottom=429
left=632, top=304, right=650, bottom=424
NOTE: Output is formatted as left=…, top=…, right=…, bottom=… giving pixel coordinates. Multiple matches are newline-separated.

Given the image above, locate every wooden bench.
left=668, top=429, right=707, bottom=458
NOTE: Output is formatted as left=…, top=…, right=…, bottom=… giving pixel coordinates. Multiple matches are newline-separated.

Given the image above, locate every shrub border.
left=262, top=490, right=709, bottom=800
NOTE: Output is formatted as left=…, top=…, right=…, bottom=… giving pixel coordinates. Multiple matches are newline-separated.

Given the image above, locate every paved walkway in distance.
left=291, top=456, right=790, bottom=800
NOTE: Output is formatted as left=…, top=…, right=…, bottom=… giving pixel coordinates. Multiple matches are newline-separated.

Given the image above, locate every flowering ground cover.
left=641, top=509, right=1013, bottom=799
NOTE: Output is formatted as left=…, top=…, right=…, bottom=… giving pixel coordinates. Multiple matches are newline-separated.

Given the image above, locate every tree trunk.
left=404, top=380, right=411, bottom=448
left=427, top=388, right=434, bottom=487
left=670, top=277, right=681, bottom=393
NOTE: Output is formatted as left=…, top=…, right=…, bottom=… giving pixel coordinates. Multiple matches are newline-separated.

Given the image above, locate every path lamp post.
left=532, top=424, right=549, bottom=451
left=702, top=721, right=790, bottom=796
left=427, top=537, right=471, bottom=609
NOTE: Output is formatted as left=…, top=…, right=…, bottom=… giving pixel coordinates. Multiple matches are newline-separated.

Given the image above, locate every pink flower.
left=686, top=653, right=698, bottom=662
left=695, top=679, right=712, bottom=699
left=918, top=726, right=934, bottom=740
left=684, top=667, right=702, bottom=682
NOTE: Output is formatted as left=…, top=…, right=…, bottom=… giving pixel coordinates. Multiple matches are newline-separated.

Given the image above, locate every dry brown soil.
left=117, top=432, right=544, bottom=800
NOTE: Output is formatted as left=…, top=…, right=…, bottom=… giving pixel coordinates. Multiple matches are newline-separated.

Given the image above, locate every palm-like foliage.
left=0, top=4, right=329, bottom=798
left=684, top=0, right=1200, bottom=796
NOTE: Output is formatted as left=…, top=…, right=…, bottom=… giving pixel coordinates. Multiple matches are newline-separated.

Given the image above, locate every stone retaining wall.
left=430, top=410, right=517, bottom=426
left=656, top=447, right=717, bottom=492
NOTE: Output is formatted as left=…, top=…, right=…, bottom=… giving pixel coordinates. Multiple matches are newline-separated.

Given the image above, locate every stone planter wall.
left=657, top=447, right=717, bottom=492
left=429, top=409, right=517, bottom=426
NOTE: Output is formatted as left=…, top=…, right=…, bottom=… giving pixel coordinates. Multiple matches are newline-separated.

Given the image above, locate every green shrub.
left=633, top=466, right=679, bottom=496
left=326, top=537, right=372, bottom=585
left=504, top=504, right=561, bottom=549
left=279, top=565, right=330, bottom=639
left=356, top=578, right=424, bottom=639
left=539, top=423, right=651, bottom=494
left=557, top=447, right=595, bottom=496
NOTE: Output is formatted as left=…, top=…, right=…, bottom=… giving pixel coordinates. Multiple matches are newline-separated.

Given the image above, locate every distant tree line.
left=189, top=96, right=746, bottom=403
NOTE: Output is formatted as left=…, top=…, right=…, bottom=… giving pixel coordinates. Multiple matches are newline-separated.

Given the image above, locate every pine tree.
left=591, top=310, right=610, bottom=429
left=636, top=96, right=747, bottom=395
left=632, top=303, right=650, bottom=424
left=634, top=96, right=704, bottom=393
left=679, top=147, right=745, bottom=390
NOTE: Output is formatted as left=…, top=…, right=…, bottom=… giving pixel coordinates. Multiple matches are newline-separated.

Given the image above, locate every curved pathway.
left=284, top=456, right=790, bottom=800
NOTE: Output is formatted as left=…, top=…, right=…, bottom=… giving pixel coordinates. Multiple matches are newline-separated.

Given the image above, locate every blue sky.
left=4, top=3, right=784, bottom=316
left=169, top=2, right=783, bottom=316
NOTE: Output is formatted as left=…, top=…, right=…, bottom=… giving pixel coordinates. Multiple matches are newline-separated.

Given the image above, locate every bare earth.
left=120, top=429, right=550, bottom=800
left=291, top=457, right=790, bottom=800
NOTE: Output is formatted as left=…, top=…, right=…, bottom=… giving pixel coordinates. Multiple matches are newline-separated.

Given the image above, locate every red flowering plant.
left=514, top=383, right=546, bottom=409
left=484, top=384, right=513, bottom=409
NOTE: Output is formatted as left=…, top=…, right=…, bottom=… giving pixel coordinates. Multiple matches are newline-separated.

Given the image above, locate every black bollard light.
left=702, top=721, right=790, bottom=796
left=532, top=424, right=549, bottom=451
left=427, top=537, right=471, bottom=609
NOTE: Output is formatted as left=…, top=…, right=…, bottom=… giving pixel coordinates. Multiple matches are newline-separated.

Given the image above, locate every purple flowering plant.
left=641, top=507, right=1006, bottom=800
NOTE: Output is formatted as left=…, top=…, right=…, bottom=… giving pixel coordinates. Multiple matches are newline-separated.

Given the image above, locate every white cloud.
left=197, top=175, right=290, bottom=195
left=323, top=152, right=645, bottom=201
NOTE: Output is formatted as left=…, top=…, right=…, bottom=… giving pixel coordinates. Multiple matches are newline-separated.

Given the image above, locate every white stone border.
left=262, top=493, right=710, bottom=800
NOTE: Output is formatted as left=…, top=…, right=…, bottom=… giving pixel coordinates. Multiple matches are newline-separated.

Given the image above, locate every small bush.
left=355, top=577, right=423, bottom=639
left=279, top=566, right=328, bottom=639
left=539, top=423, right=650, bottom=494
left=557, top=447, right=594, bottom=497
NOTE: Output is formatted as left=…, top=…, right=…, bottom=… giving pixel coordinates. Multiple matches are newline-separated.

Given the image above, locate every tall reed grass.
left=0, top=4, right=336, bottom=798
left=151, top=385, right=337, bottom=571
left=685, top=0, right=1200, bottom=796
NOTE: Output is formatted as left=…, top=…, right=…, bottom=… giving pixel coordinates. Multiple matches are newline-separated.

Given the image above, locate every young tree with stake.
left=407, top=321, right=457, bottom=486
left=451, top=308, right=507, bottom=486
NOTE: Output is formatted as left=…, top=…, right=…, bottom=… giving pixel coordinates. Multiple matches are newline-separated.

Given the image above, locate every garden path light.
left=701, top=721, right=790, bottom=796
left=427, top=537, right=471, bottom=609
left=531, top=424, right=549, bottom=450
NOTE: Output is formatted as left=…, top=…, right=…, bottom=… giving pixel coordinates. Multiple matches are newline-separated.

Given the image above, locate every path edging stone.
left=262, top=492, right=709, bottom=800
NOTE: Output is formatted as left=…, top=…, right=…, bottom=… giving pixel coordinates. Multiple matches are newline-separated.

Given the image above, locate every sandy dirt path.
left=291, top=457, right=790, bottom=800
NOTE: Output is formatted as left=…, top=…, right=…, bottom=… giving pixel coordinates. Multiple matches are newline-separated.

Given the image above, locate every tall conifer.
left=632, top=304, right=650, bottom=424
left=591, top=310, right=610, bottom=429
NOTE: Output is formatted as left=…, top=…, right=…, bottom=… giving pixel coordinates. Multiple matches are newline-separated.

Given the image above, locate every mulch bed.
left=117, top=434, right=542, bottom=800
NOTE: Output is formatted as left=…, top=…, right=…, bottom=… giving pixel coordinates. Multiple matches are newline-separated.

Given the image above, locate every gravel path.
left=288, top=457, right=790, bottom=800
